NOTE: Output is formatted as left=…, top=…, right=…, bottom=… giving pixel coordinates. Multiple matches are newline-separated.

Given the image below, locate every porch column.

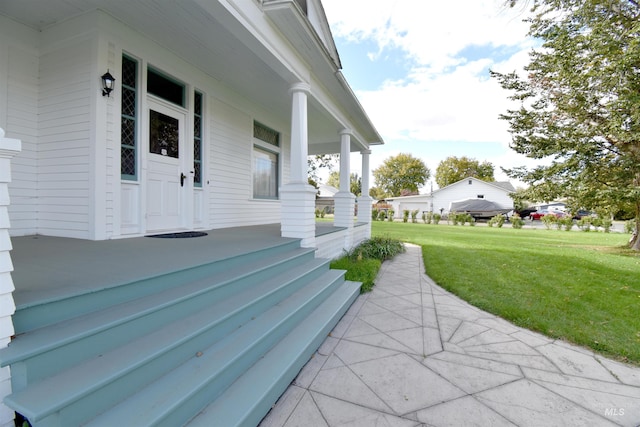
left=280, top=83, right=316, bottom=248
left=0, top=128, right=21, bottom=427
left=357, top=149, right=373, bottom=229
left=334, top=129, right=355, bottom=248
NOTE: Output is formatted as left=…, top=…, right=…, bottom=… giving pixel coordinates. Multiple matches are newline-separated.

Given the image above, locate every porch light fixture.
left=101, top=70, right=116, bottom=97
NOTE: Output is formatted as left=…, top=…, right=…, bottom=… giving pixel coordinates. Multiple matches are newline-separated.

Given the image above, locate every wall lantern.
left=101, top=70, right=116, bottom=97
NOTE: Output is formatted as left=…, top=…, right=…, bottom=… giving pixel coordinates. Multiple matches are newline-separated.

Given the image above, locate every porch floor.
left=10, top=223, right=342, bottom=309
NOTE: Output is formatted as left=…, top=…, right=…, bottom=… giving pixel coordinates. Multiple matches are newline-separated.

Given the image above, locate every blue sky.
left=321, top=0, right=538, bottom=190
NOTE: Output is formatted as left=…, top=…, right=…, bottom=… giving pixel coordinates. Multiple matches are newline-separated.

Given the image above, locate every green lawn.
left=371, top=221, right=640, bottom=364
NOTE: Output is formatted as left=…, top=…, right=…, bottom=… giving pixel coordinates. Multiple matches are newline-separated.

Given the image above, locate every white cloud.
left=321, top=0, right=541, bottom=188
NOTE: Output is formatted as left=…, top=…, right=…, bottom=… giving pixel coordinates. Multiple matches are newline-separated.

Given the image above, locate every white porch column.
left=0, top=128, right=21, bottom=427
left=357, top=149, right=373, bottom=230
left=280, top=83, right=316, bottom=248
left=334, top=130, right=355, bottom=251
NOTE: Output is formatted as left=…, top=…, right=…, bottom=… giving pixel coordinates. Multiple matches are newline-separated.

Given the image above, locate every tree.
left=372, top=153, right=430, bottom=197
left=492, top=0, right=640, bottom=249
left=326, top=171, right=362, bottom=196
left=369, top=186, right=387, bottom=200
left=435, top=156, right=495, bottom=187
left=326, top=171, right=340, bottom=189
left=307, top=154, right=337, bottom=182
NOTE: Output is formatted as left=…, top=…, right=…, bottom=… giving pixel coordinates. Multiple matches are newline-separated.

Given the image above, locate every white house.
left=316, top=183, right=339, bottom=214
left=385, top=177, right=515, bottom=218
left=0, top=1, right=382, bottom=425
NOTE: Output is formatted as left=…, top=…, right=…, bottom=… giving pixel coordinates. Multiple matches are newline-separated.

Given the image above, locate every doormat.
left=146, top=231, right=208, bottom=238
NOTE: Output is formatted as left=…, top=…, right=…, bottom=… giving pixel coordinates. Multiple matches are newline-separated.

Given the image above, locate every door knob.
left=180, top=173, right=186, bottom=187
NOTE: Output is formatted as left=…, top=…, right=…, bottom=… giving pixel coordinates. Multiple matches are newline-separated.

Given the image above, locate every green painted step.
left=1, top=247, right=318, bottom=390
left=12, top=239, right=302, bottom=333
left=75, top=272, right=350, bottom=427
left=4, top=258, right=333, bottom=426
left=187, top=281, right=361, bottom=427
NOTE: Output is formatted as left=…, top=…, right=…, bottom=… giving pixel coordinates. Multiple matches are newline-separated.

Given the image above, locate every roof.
left=317, top=184, right=338, bottom=198
left=433, top=177, right=515, bottom=195
left=385, top=177, right=515, bottom=202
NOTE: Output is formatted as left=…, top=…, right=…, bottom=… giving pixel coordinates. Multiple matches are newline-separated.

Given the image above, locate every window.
left=468, top=179, right=473, bottom=185
left=147, top=67, right=185, bottom=107
left=253, top=121, right=280, bottom=199
left=193, top=91, right=203, bottom=187
left=121, top=55, right=138, bottom=180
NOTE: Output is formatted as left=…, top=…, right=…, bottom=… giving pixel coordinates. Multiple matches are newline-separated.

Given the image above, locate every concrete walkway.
left=260, top=244, right=640, bottom=427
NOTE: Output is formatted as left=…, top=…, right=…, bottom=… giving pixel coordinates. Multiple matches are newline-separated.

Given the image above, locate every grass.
left=371, top=221, right=640, bottom=364
left=330, top=236, right=405, bottom=293
left=331, top=257, right=381, bottom=293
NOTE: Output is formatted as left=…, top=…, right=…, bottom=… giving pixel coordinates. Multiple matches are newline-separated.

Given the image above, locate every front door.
left=146, top=100, right=188, bottom=232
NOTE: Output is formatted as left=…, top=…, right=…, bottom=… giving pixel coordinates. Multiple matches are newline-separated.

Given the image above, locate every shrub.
left=433, top=213, right=441, bottom=224
left=625, top=219, right=636, bottom=234
left=315, top=208, right=320, bottom=218
left=468, top=214, right=476, bottom=226
left=557, top=216, right=573, bottom=231
left=371, top=209, right=379, bottom=221
left=350, top=236, right=405, bottom=261
left=426, top=211, right=433, bottom=224
left=510, top=214, right=524, bottom=229
left=378, top=210, right=387, bottom=221
left=411, top=210, right=419, bottom=223
left=577, top=217, right=592, bottom=232
left=488, top=214, right=505, bottom=228
left=451, top=211, right=459, bottom=225
left=403, top=210, right=410, bottom=223
left=541, top=214, right=558, bottom=229
left=387, top=209, right=395, bottom=222
left=601, top=218, right=612, bottom=233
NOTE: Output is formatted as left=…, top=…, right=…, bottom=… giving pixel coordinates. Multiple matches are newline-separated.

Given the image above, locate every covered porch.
left=10, top=223, right=364, bottom=312
left=1, top=223, right=364, bottom=426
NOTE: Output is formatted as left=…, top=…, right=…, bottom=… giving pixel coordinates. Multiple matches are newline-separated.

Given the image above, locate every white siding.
left=387, top=179, right=515, bottom=218
left=208, top=99, right=285, bottom=228
left=37, top=37, right=93, bottom=238
left=434, top=179, right=514, bottom=213
left=3, top=25, right=39, bottom=236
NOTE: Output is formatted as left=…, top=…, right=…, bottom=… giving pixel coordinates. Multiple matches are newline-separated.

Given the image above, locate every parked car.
left=516, top=208, right=538, bottom=218
left=529, top=210, right=567, bottom=220
left=572, top=210, right=593, bottom=220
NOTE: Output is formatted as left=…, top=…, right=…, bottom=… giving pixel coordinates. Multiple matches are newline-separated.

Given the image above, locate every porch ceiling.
left=0, top=0, right=381, bottom=154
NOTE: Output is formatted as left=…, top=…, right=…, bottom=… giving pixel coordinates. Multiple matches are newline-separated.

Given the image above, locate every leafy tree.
left=326, top=171, right=362, bottom=196
left=493, top=0, right=640, bottom=249
left=326, top=171, right=340, bottom=189
left=307, top=154, right=337, bottom=181
left=373, top=153, right=430, bottom=197
left=435, top=156, right=495, bottom=187
left=369, top=186, right=388, bottom=200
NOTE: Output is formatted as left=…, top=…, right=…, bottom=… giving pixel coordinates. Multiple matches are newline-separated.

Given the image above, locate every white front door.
left=146, top=100, right=188, bottom=232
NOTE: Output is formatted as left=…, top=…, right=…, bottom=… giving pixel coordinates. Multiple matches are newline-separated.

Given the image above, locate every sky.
left=320, top=0, right=540, bottom=191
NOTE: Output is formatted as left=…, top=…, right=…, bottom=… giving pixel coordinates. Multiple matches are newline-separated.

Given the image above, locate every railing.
left=0, top=127, right=22, bottom=426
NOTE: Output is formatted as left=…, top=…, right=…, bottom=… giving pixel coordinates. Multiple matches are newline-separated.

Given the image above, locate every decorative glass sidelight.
left=194, top=91, right=203, bottom=187
left=121, top=55, right=138, bottom=179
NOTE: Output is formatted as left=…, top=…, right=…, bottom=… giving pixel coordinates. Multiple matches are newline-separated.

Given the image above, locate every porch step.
left=1, top=238, right=361, bottom=427
left=186, top=281, right=361, bottom=427
left=85, top=280, right=360, bottom=427
left=12, top=238, right=302, bottom=334
left=1, top=247, right=319, bottom=389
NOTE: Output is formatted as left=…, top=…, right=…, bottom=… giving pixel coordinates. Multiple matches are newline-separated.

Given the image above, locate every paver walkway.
left=260, top=244, right=640, bottom=427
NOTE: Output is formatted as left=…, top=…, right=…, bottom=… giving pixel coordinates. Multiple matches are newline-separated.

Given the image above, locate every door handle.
left=180, top=173, right=186, bottom=187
